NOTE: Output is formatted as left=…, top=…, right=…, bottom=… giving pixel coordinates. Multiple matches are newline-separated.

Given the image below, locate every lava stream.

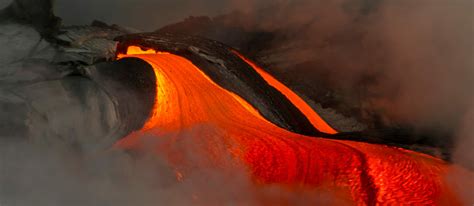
left=117, top=46, right=463, bottom=205
left=233, top=51, right=337, bottom=134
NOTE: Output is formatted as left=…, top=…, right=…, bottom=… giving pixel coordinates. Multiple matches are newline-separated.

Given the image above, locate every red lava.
left=116, top=46, right=464, bottom=205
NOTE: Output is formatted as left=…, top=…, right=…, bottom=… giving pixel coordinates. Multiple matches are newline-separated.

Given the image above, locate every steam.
left=453, top=106, right=474, bottom=170
left=447, top=105, right=474, bottom=203
left=219, top=0, right=473, bottom=159
left=227, top=0, right=473, bottom=125
left=0, top=125, right=346, bottom=206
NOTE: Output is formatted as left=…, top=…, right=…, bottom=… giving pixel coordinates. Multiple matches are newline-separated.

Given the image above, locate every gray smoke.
left=0, top=125, right=347, bottom=206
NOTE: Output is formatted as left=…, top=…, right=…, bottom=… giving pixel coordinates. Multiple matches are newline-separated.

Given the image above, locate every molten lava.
left=117, top=46, right=463, bottom=205
left=233, top=51, right=337, bottom=134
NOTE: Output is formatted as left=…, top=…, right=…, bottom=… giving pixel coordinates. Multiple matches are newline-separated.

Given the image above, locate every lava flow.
left=116, top=46, right=463, bottom=205
left=233, top=51, right=337, bottom=134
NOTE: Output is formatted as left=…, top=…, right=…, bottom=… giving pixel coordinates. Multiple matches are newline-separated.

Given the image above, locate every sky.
left=54, top=0, right=232, bottom=30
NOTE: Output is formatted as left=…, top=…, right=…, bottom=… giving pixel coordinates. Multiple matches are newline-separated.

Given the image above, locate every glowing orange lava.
left=234, top=51, right=337, bottom=134
left=116, top=46, right=463, bottom=205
